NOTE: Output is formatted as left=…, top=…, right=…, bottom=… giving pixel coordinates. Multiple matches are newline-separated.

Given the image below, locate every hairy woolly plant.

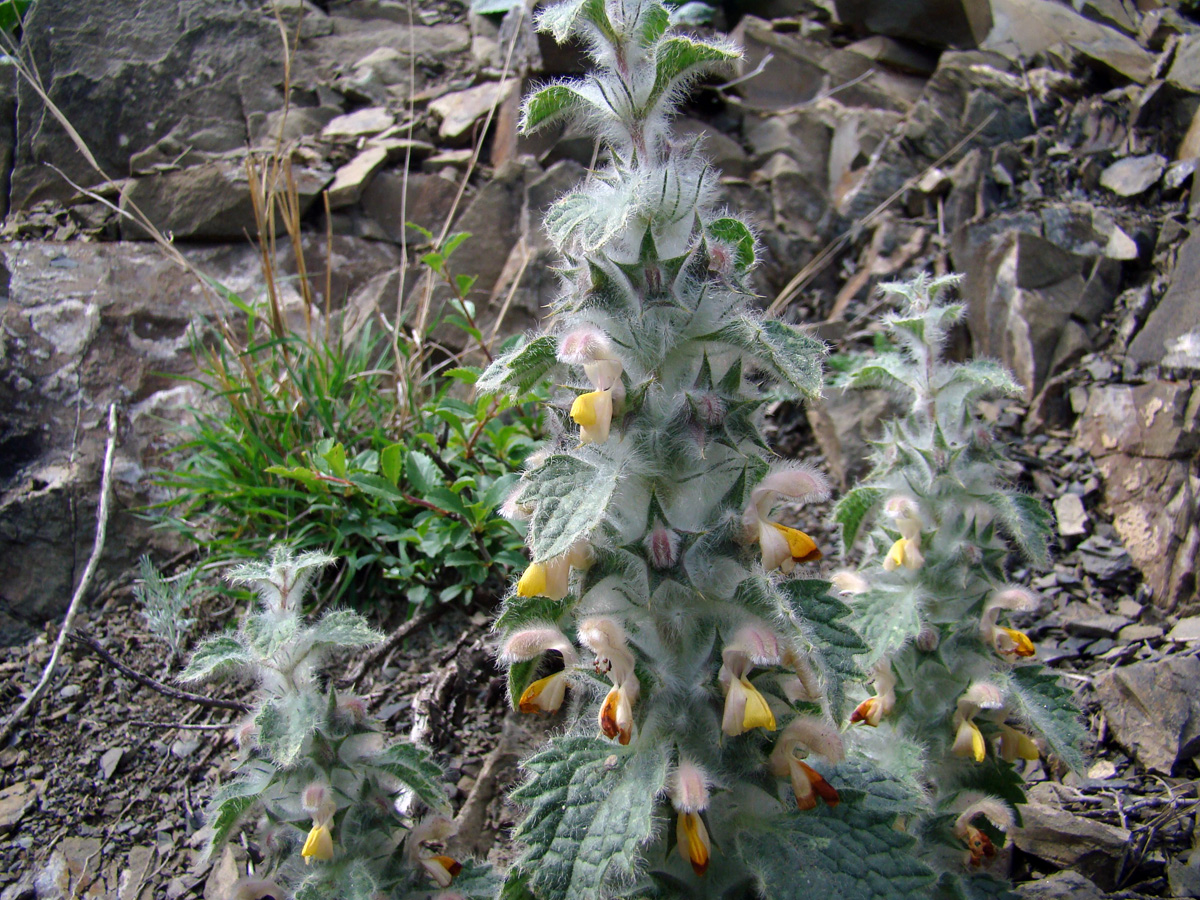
left=479, top=4, right=937, bottom=898
left=181, top=547, right=496, bottom=900
left=833, top=275, right=1088, bottom=897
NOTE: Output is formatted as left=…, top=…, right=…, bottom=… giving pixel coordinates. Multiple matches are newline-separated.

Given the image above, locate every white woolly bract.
left=499, top=625, right=579, bottom=665
left=669, top=759, right=711, bottom=813
left=953, top=794, right=1015, bottom=837
left=769, top=715, right=845, bottom=773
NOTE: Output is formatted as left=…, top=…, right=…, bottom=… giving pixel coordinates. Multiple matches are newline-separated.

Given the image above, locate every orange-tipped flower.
left=599, top=682, right=635, bottom=745
left=519, top=672, right=568, bottom=714
left=421, top=855, right=463, bottom=888
left=677, top=811, right=711, bottom=875
left=963, top=825, right=996, bottom=867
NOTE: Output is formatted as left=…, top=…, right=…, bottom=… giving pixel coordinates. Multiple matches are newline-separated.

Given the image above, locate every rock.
left=1167, top=34, right=1200, bottom=95
left=360, top=171, right=460, bottom=243
left=983, top=0, right=1154, bottom=83
left=11, top=0, right=282, bottom=211
left=1099, top=154, right=1166, bottom=196
left=1168, top=850, right=1200, bottom=899
left=1095, top=654, right=1200, bottom=773
left=120, top=158, right=332, bottom=240
left=674, top=117, right=750, bottom=179
left=955, top=228, right=1120, bottom=399
left=1117, top=623, right=1164, bottom=642
left=119, top=846, right=155, bottom=900
left=100, top=746, right=127, bottom=780
left=1167, top=616, right=1200, bottom=642
left=1017, top=870, right=1106, bottom=900
left=1075, top=533, right=1134, bottom=579
left=326, top=147, right=390, bottom=209
left=1063, top=607, right=1130, bottom=638
left=1054, top=493, right=1089, bottom=536
left=0, top=781, right=42, bottom=833
left=428, top=79, right=519, bottom=143
left=831, top=0, right=993, bottom=50
left=203, top=845, right=244, bottom=900
left=321, top=106, right=394, bottom=139
left=248, top=106, right=340, bottom=148
left=1013, top=790, right=1131, bottom=887
left=1076, top=0, right=1141, bottom=37
left=1078, top=382, right=1199, bottom=460
left=1129, top=229, right=1200, bottom=368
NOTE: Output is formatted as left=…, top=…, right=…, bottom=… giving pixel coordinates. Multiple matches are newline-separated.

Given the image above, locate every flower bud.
left=669, top=760, right=711, bottom=813
left=500, top=626, right=578, bottom=665
left=557, top=326, right=614, bottom=365
left=643, top=521, right=681, bottom=569
left=915, top=625, right=940, bottom=653
left=830, top=570, right=869, bottom=596
left=302, top=782, right=329, bottom=815
left=690, top=392, right=727, bottom=427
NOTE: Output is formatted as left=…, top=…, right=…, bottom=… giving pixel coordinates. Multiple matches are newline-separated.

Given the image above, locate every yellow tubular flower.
left=998, top=724, right=1039, bottom=762
left=599, top=683, right=634, bottom=745
left=516, top=562, right=548, bottom=598
left=722, top=675, right=777, bottom=736
left=883, top=537, right=923, bottom=571
left=995, top=626, right=1036, bottom=658
left=301, top=822, right=334, bottom=864
left=570, top=389, right=614, bottom=444
left=676, top=811, right=711, bottom=876
left=850, top=696, right=883, bottom=727
left=518, top=672, right=568, bottom=714
left=420, top=855, right=463, bottom=888
left=952, top=719, right=987, bottom=762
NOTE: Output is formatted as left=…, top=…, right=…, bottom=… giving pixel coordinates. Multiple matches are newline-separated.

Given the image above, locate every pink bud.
left=644, top=521, right=681, bottom=569
left=708, top=241, right=734, bottom=276
left=302, top=782, right=329, bottom=814
left=558, top=326, right=614, bottom=365
left=916, top=626, right=940, bottom=653
left=692, top=392, right=727, bottom=427
left=670, top=759, right=711, bottom=813
left=500, top=626, right=578, bottom=665
left=337, top=696, right=368, bottom=723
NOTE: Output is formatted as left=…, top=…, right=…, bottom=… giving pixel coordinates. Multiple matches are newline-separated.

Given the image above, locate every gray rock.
left=100, top=746, right=127, bottom=781
left=1013, top=791, right=1131, bottom=886
left=1129, top=229, right=1200, bottom=368
left=1167, top=34, right=1200, bottom=94
left=428, top=79, right=519, bottom=143
left=1017, top=870, right=1105, bottom=900
left=1117, top=623, right=1164, bottom=642
left=1076, top=534, right=1134, bottom=579
left=1100, top=154, right=1166, bottom=197
left=360, top=171, right=461, bottom=243
left=1168, top=850, right=1200, bottom=899
left=831, top=0, right=993, bottom=49
left=1054, top=493, right=1089, bottom=536
left=1167, top=616, right=1200, bottom=642
left=119, top=158, right=331, bottom=241
left=1094, top=654, right=1200, bottom=773
left=983, top=0, right=1154, bottom=83
left=1077, top=381, right=1199, bottom=460
left=322, top=106, right=394, bottom=139
left=1063, top=607, right=1131, bottom=638
left=327, top=147, right=390, bottom=209
left=11, top=0, right=282, bottom=211
left=955, top=228, right=1120, bottom=399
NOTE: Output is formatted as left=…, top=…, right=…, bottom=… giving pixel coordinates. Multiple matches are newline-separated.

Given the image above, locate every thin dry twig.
left=0, top=405, right=120, bottom=744
left=341, top=606, right=444, bottom=690
left=65, top=631, right=252, bottom=714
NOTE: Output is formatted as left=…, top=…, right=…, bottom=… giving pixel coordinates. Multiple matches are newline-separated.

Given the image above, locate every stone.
left=1062, top=607, right=1131, bottom=639
left=100, top=746, right=127, bottom=780
left=1076, top=533, right=1134, bottom=579
left=1168, top=850, right=1200, bottom=899
left=983, top=0, right=1154, bottom=83
left=120, top=158, right=332, bottom=241
left=1117, top=623, right=1164, bottom=642
left=321, top=106, right=394, bottom=139
left=1094, top=654, right=1200, bottom=773
left=1167, top=34, right=1200, bottom=95
left=1076, top=0, right=1140, bottom=36
left=248, top=106, right=340, bottom=148
left=1099, top=154, right=1166, bottom=196
left=1054, top=493, right=1089, bottom=536
left=1013, top=790, right=1131, bottom=886
left=831, top=0, right=993, bottom=50
left=202, top=845, right=243, bottom=900
left=1077, top=382, right=1199, bottom=460
left=326, top=147, right=390, bottom=209
left=674, top=117, right=750, bottom=179
left=0, top=63, right=15, bottom=221
left=1129, top=229, right=1200, bottom=368
left=0, top=781, right=41, bottom=833
left=1017, top=871, right=1105, bottom=900
left=11, top=0, right=283, bottom=211
left=360, top=171, right=460, bottom=243
left=119, top=846, right=155, bottom=900
left=954, top=228, right=1120, bottom=399
left=428, top=79, right=519, bottom=143
left=1168, top=616, right=1200, bottom=642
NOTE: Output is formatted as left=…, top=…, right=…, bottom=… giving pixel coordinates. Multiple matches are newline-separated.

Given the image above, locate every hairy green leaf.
left=206, top=793, right=257, bottom=857
left=847, top=585, right=925, bottom=667
left=522, top=84, right=588, bottom=134
left=737, top=802, right=935, bottom=900
left=370, top=742, right=451, bottom=814
left=1005, top=666, right=1086, bottom=773
left=699, top=317, right=825, bottom=399
left=478, top=334, right=559, bottom=397
left=309, top=609, right=383, bottom=649
left=180, top=635, right=250, bottom=682
left=707, top=217, right=756, bottom=271
left=984, top=491, right=1052, bottom=568
left=520, top=454, right=618, bottom=562
left=834, top=486, right=884, bottom=553
left=537, top=0, right=615, bottom=43
left=650, top=36, right=739, bottom=106
left=779, top=580, right=867, bottom=721
left=839, top=354, right=916, bottom=395
left=511, top=737, right=669, bottom=900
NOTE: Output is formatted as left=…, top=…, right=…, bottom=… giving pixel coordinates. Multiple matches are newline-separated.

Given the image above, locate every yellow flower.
left=420, top=855, right=463, bottom=888
left=768, top=716, right=845, bottom=812
left=599, top=682, right=635, bottom=745
left=997, top=724, right=1039, bottom=762
left=518, top=672, right=568, bottom=714
left=883, top=536, right=923, bottom=571
left=676, top=811, right=711, bottom=876
left=848, top=661, right=896, bottom=727
left=722, top=674, right=776, bottom=735
left=301, top=822, right=334, bottom=864
left=741, top=466, right=828, bottom=574
left=952, top=718, right=986, bottom=762
left=850, top=696, right=884, bottom=727
left=570, top=388, right=614, bottom=444
left=994, top=626, right=1035, bottom=659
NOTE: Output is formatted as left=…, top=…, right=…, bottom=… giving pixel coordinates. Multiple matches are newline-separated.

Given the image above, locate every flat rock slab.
left=0, top=780, right=42, bottom=833
left=1013, top=796, right=1130, bottom=886
left=1100, top=154, right=1166, bottom=196
left=1095, top=654, right=1200, bottom=773
left=1017, top=870, right=1106, bottom=900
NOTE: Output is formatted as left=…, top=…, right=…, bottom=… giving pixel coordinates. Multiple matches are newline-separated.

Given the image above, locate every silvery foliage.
left=480, top=3, right=935, bottom=897
left=135, top=554, right=198, bottom=667
left=181, top=547, right=496, bottom=900
left=835, top=276, right=1086, bottom=897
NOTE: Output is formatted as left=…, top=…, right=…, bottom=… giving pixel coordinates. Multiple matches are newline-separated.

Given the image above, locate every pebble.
left=58, top=684, right=81, bottom=699
left=100, top=746, right=127, bottom=781
left=1167, top=616, right=1200, bottom=642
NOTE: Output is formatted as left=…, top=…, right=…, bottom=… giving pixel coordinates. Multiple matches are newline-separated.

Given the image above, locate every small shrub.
left=134, top=554, right=199, bottom=668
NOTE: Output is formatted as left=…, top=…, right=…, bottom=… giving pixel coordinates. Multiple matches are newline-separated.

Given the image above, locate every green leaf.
left=700, top=317, right=825, bottom=400
left=180, top=635, right=249, bottom=682
left=507, top=657, right=541, bottom=711
left=522, top=83, right=589, bottom=134
left=499, top=870, right=538, bottom=900
left=985, top=491, right=1052, bottom=568
left=736, top=803, right=935, bottom=900
left=444, top=232, right=471, bottom=257
left=638, top=3, right=670, bottom=45
left=833, top=486, right=884, bottom=553
left=1005, top=666, right=1086, bottom=773
left=520, top=454, right=618, bottom=563
left=536, top=0, right=615, bottom=43
left=545, top=189, right=630, bottom=253
left=264, top=465, right=326, bottom=492
left=256, top=695, right=320, bottom=768
left=380, top=443, right=403, bottom=486
left=839, top=354, right=916, bottom=394
left=707, top=217, right=756, bottom=271
left=309, top=609, right=383, bottom=649
left=778, top=580, right=867, bottom=721
left=405, top=450, right=442, bottom=495
left=496, top=593, right=569, bottom=632
left=370, top=742, right=451, bottom=814
left=477, top=334, right=559, bottom=397
left=847, top=585, right=925, bottom=667
left=943, top=358, right=1021, bottom=399
left=347, top=473, right=404, bottom=502
left=649, top=36, right=740, bottom=107
left=321, top=441, right=348, bottom=479
left=205, top=793, right=256, bottom=857
left=510, top=737, right=669, bottom=900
